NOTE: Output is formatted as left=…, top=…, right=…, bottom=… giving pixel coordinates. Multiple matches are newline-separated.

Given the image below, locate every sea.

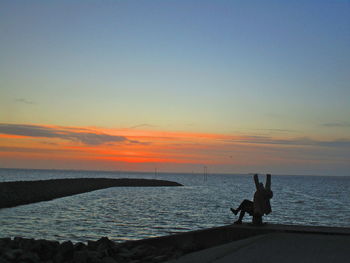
left=1, top=168, right=349, bottom=243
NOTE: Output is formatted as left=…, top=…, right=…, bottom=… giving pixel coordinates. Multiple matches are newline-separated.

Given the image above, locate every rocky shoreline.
left=0, top=236, right=182, bottom=263
left=0, top=178, right=183, bottom=209
left=1, top=224, right=349, bottom=263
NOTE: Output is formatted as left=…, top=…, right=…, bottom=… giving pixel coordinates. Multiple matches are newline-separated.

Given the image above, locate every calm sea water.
left=1, top=168, right=349, bottom=243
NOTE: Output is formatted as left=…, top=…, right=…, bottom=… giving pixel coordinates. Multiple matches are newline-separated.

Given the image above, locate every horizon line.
left=0, top=167, right=346, bottom=177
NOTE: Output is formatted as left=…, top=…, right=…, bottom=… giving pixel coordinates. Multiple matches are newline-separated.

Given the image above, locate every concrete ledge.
left=124, top=223, right=350, bottom=258
left=166, top=234, right=267, bottom=263
left=227, top=223, right=350, bottom=236
left=168, top=232, right=350, bottom=263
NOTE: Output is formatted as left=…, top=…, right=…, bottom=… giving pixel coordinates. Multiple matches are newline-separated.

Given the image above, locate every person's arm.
left=265, top=174, right=271, bottom=190
left=254, top=174, right=260, bottom=190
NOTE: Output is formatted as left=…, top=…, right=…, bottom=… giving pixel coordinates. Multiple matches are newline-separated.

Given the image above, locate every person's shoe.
left=230, top=208, right=238, bottom=215
left=234, top=220, right=242, bottom=225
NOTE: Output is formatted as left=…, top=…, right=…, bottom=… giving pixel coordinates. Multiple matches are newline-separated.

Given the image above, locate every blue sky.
left=1, top=1, right=349, bottom=174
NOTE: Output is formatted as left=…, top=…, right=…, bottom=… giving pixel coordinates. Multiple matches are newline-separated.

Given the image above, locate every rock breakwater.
left=0, top=236, right=182, bottom=263
left=0, top=178, right=182, bottom=209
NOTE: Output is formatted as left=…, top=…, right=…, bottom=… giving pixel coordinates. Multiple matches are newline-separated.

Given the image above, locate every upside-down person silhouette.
left=230, top=174, right=273, bottom=225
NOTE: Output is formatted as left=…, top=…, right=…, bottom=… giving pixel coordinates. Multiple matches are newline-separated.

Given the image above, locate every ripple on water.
left=1, top=172, right=350, bottom=242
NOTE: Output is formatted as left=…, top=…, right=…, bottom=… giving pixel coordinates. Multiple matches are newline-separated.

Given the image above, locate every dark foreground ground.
left=0, top=178, right=182, bottom=209
left=1, top=224, right=350, bottom=263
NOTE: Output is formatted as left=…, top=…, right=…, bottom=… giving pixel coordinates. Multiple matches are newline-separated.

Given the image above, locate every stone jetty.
left=0, top=178, right=182, bottom=209
left=0, top=236, right=177, bottom=263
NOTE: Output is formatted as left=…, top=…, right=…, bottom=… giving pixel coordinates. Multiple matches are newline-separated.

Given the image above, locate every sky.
left=1, top=0, right=349, bottom=175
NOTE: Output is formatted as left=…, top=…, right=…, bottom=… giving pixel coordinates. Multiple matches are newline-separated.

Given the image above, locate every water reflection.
left=0, top=170, right=350, bottom=242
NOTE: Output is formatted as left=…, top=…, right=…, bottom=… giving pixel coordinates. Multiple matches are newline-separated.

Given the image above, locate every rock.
left=0, top=236, right=180, bottom=263
left=74, top=242, right=87, bottom=251
left=0, top=238, right=11, bottom=248
left=88, top=258, right=102, bottom=263
left=11, top=237, right=24, bottom=248
left=96, top=237, right=115, bottom=250
left=101, top=257, right=117, bottom=263
left=18, top=251, right=40, bottom=263
left=59, top=241, right=74, bottom=255
left=10, top=237, right=21, bottom=248
left=87, top=240, right=98, bottom=251
left=152, top=255, right=168, bottom=262
left=53, top=253, right=64, bottom=263
left=0, top=256, right=10, bottom=263
left=41, top=239, right=60, bottom=250
left=86, top=251, right=101, bottom=263
left=118, top=247, right=133, bottom=259
left=130, top=244, right=154, bottom=258
left=32, top=240, right=59, bottom=260
left=143, top=255, right=161, bottom=262
left=73, top=250, right=89, bottom=263
left=54, top=241, right=74, bottom=262
left=96, top=237, right=114, bottom=246
left=95, top=237, right=118, bottom=259
left=3, top=248, right=23, bottom=261
left=14, top=237, right=34, bottom=251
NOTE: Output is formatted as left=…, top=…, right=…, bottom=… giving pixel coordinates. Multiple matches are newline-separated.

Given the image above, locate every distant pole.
left=203, top=166, right=207, bottom=181
left=155, top=167, right=157, bottom=179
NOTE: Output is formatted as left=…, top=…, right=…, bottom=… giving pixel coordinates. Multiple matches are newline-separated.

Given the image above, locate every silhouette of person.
left=231, top=174, right=273, bottom=225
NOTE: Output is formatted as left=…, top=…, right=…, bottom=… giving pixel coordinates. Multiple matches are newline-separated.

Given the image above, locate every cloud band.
left=0, top=123, right=139, bottom=146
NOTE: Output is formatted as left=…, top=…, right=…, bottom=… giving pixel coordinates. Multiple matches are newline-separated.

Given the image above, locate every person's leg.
left=231, top=199, right=252, bottom=215
left=234, top=210, right=246, bottom=224
left=231, top=200, right=253, bottom=224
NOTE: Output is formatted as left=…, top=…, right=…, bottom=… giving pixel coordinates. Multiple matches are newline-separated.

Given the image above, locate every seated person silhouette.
left=231, top=174, right=273, bottom=225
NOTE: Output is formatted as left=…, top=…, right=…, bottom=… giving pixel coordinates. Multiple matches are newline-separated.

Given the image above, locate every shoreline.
left=1, top=224, right=349, bottom=263
left=0, top=178, right=182, bottom=209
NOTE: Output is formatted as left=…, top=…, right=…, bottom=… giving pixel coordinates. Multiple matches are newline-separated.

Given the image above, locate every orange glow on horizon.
left=0, top=123, right=315, bottom=172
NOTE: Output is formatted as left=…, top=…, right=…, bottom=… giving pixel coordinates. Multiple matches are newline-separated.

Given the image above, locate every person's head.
left=259, top=182, right=264, bottom=190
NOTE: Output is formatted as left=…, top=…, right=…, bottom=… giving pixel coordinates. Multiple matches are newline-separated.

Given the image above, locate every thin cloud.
left=0, top=146, right=77, bottom=153
left=15, top=98, right=36, bottom=105
left=230, top=136, right=350, bottom=148
left=322, top=122, right=350, bottom=128
left=253, top=128, right=297, bottom=133
left=0, top=123, right=141, bottom=146
left=129, top=123, right=156, bottom=129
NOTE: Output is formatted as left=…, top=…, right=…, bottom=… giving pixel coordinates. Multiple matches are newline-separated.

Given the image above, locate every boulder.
left=73, top=250, right=89, bottom=263
left=74, top=242, right=87, bottom=251
left=87, top=240, right=98, bottom=251
left=0, top=238, right=11, bottom=248
left=18, top=251, right=40, bottom=263
left=3, top=248, right=24, bottom=261
left=96, top=237, right=118, bottom=258
left=86, top=251, right=101, bottom=263
left=101, top=256, right=117, bottom=263
left=54, top=241, right=74, bottom=262
left=0, top=256, right=10, bottom=263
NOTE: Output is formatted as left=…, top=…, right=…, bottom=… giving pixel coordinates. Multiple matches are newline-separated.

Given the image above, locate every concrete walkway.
left=168, top=232, right=350, bottom=263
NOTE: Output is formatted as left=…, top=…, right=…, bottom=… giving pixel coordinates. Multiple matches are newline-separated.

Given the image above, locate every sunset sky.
left=1, top=1, right=349, bottom=175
